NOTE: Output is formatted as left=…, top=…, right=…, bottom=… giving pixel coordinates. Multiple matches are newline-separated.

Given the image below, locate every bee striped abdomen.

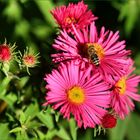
left=87, top=45, right=100, bottom=66
left=90, top=53, right=100, bottom=66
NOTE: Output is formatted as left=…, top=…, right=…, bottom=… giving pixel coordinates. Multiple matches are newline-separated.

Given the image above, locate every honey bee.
left=87, top=45, right=100, bottom=66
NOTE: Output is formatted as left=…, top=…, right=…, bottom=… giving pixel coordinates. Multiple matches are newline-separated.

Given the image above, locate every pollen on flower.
left=86, top=43, right=104, bottom=59
left=45, top=61, right=110, bottom=128
left=0, top=44, right=11, bottom=62
left=67, top=86, right=85, bottom=104
left=51, top=1, right=97, bottom=32
left=65, top=17, right=76, bottom=25
left=115, top=77, right=126, bottom=95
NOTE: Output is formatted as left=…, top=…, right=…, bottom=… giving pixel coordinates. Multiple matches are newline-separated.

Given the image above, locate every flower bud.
left=19, top=47, right=39, bottom=74
left=101, top=114, right=117, bottom=128
left=0, top=44, right=11, bottom=62
left=23, top=54, right=37, bottom=68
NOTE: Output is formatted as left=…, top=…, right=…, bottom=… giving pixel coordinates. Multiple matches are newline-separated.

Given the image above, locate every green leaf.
left=2, top=62, right=10, bottom=76
left=69, top=118, right=77, bottom=140
left=135, top=54, right=140, bottom=65
left=0, top=76, right=11, bottom=95
left=18, top=76, right=29, bottom=89
left=55, top=111, right=60, bottom=122
left=115, top=0, right=139, bottom=36
left=19, top=111, right=26, bottom=125
left=16, top=132, right=24, bottom=140
left=37, top=111, right=54, bottom=129
left=126, top=113, right=140, bottom=140
left=82, top=129, right=92, bottom=140
left=27, top=120, right=44, bottom=129
left=5, top=92, right=17, bottom=107
left=35, top=0, right=55, bottom=27
left=15, top=20, right=30, bottom=38
left=21, top=129, right=29, bottom=140
left=10, top=127, right=22, bottom=133
left=36, top=130, right=45, bottom=140
left=0, top=92, right=17, bottom=109
left=6, top=113, right=15, bottom=122
left=134, top=54, right=140, bottom=75
left=31, top=23, right=52, bottom=39
left=0, top=93, right=17, bottom=109
left=3, top=0, right=22, bottom=21
left=109, top=116, right=129, bottom=140
left=124, top=1, right=138, bottom=35
left=24, top=103, right=39, bottom=119
left=45, top=129, right=57, bottom=140
left=0, top=123, right=9, bottom=140
left=56, top=126, right=71, bottom=140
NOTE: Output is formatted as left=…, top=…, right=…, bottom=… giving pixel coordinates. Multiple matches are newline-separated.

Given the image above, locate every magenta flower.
left=52, top=22, right=131, bottom=81
left=44, top=61, right=110, bottom=128
left=51, top=1, right=97, bottom=32
left=110, top=62, right=140, bottom=119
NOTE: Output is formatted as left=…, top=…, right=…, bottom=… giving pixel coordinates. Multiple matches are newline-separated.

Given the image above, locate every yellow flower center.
left=67, top=86, right=85, bottom=105
left=65, top=17, right=76, bottom=24
left=86, top=43, right=104, bottom=59
left=115, top=77, right=126, bottom=95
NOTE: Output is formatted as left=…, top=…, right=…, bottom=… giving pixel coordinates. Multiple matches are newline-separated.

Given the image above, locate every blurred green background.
left=0, top=0, right=140, bottom=140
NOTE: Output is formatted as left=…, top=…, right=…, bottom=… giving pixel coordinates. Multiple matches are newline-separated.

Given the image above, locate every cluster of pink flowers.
left=44, top=1, right=140, bottom=129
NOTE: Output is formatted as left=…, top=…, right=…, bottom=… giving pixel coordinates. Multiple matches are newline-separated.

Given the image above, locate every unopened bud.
left=19, top=47, right=39, bottom=74
left=23, top=54, right=37, bottom=68
left=0, top=44, right=11, bottom=62
left=101, top=114, right=117, bottom=128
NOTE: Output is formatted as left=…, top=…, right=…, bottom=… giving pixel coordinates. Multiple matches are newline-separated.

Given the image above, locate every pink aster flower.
left=110, top=62, right=140, bottom=119
left=52, top=22, right=131, bottom=82
left=44, top=60, right=110, bottom=128
left=51, top=1, right=97, bottom=32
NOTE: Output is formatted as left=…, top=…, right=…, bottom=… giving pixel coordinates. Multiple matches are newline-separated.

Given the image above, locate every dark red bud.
left=0, top=44, right=11, bottom=62
left=101, top=114, right=117, bottom=128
